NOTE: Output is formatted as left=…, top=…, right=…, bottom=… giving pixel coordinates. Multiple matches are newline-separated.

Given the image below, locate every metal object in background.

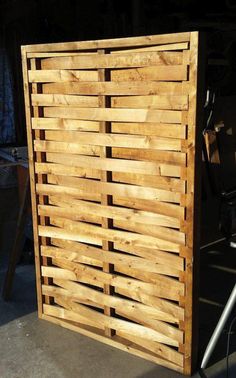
left=201, top=283, right=236, bottom=369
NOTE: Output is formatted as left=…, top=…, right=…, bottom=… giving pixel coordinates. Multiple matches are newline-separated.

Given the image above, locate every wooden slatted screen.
left=22, top=32, right=202, bottom=375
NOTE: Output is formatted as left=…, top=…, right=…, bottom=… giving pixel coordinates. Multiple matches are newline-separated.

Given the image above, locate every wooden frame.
left=22, top=32, right=202, bottom=375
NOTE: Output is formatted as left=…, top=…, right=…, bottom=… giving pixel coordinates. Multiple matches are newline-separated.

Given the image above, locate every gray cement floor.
left=0, top=187, right=236, bottom=377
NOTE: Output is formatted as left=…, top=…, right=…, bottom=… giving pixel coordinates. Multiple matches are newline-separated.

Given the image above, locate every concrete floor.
left=0, top=187, right=236, bottom=377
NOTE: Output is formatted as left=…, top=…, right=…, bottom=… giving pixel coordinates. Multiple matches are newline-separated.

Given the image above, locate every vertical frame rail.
left=98, top=49, right=115, bottom=337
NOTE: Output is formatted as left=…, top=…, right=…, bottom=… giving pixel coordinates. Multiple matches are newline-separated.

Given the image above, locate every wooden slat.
left=42, top=239, right=181, bottom=278
left=43, top=148, right=185, bottom=173
left=42, top=256, right=184, bottom=302
left=42, top=81, right=184, bottom=96
left=31, top=94, right=99, bottom=107
left=114, top=242, right=184, bottom=271
left=38, top=195, right=180, bottom=228
left=42, top=282, right=177, bottom=325
left=49, top=216, right=180, bottom=253
left=32, top=117, right=99, bottom=131
left=39, top=218, right=180, bottom=253
left=111, top=95, right=188, bottom=110
left=112, top=148, right=186, bottom=166
left=36, top=175, right=182, bottom=203
left=111, top=42, right=189, bottom=54
left=41, top=241, right=181, bottom=278
left=35, top=162, right=100, bottom=179
left=44, top=280, right=183, bottom=345
left=114, top=219, right=185, bottom=245
left=41, top=51, right=183, bottom=70
left=29, top=70, right=99, bottom=82
left=112, top=122, right=186, bottom=139
left=43, top=130, right=183, bottom=150
left=111, top=65, right=187, bottom=82
left=116, top=331, right=183, bottom=367
left=112, top=172, right=185, bottom=193
left=34, top=140, right=100, bottom=156
left=43, top=107, right=182, bottom=124
left=23, top=32, right=190, bottom=52
left=27, top=43, right=189, bottom=58
left=113, top=196, right=184, bottom=219
left=42, top=156, right=185, bottom=191
left=44, top=296, right=180, bottom=347
left=37, top=154, right=182, bottom=177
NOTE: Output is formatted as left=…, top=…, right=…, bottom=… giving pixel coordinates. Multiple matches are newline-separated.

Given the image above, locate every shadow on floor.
left=0, top=265, right=37, bottom=327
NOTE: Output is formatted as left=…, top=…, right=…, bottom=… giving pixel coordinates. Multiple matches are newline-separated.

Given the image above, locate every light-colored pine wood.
left=43, top=107, right=182, bottom=124
left=29, top=70, right=98, bottom=82
left=32, top=117, right=99, bottom=131
left=31, top=94, right=99, bottom=107
left=111, top=65, right=187, bottom=81
left=39, top=217, right=180, bottom=253
left=42, top=81, right=183, bottom=96
left=111, top=95, right=188, bottom=110
left=36, top=176, right=182, bottom=203
left=23, top=31, right=190, bottom=52
left=41, top=51, right=183, bottom=70
left=22, top=31, right=201, bottom=375
left=111, top=42, right=189, bottom=54
left=42, top=256, right=183, bottom=303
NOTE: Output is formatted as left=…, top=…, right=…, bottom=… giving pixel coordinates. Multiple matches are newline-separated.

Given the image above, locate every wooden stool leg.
left=2, top=175, right=30, bottom=301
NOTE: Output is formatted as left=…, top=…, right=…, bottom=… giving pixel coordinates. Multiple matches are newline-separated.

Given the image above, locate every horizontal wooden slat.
left=51, top=256, right=184, bottom=305
left=43, top=107, right=182, bottom=124
left=47, top=175, right=101, bottom=202
left=111, top=172, right=185, bottom=193
left=49, top=239, right=185, bottom=319
left=41, top=51, right=183, bottom=70
left=39, top=217, right=180, bottom=253
left=116, top=331, right=183, bottom=367
left=44, top=301, right=102, bottom=329
left=112, top=148, right=186, bottom=166
left=39, top=194, right=180, bottom=228
left=113, top=197, right=185, bottom=219
left=111, top=42, right=189, bottom=54
left=45, top=280, right=183, bottom=345
left=42, top=281, right=177, bottom=325
left=41, top=242, right=180, bottom=278
left=38, top=154, right=182, bottom=178
left=113, top=242, right=184, bottom=271
left=29, top=70, right=99, bottom=83
left=32, top=117, right=186, bottom=139
left=49, top=216, right=180, bottom=253
left=32, top=117, right=99, bottom=131
left=42, top=255, right=183, bottom=301
left=24, top=32, right=190, bottom=52
left=36, top=175, right=181, bottom=203
left=31, top=94, right=99, bottom=107
left=44, top=297, right=180, bottom=347
left=42, top=81, right=184, bottom=96
left=43, top=156, right=185, bottom=191
left=27, top=43, right=188, bottom=59
left=40, top=203, right=101, bottom=224
left=112, top=122, right=186, bottom=139
left=114, top=219, right=185, bottom=245
left=111, top=95, right=188, bottom=110
left=111, top=65, right=187, bottom=82
left=35, top=162, right=100, bottom=179
left=35, top=140, right=100, bottom=156
left=43, top=130, right=183, bottom=150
